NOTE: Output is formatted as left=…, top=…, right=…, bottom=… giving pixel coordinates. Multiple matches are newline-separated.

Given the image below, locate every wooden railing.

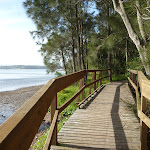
left=128, top=69, right=150, bottom=150
left=0, top=69, right=111, bottom=150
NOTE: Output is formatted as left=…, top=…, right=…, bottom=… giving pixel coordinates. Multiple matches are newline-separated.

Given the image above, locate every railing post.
left=133, top=74, right=137, bottom=85
left=97, top=71, right=101, bottom=88
left=76, top=78, right=84, bottom=103
left=108, top=69, right=112, bottom=82
left=81, top=78, right=84, bottom=100
left=100, top=71, right=102, bottom=86
left=129, top=72, right=132, bottom=80
left=51, top=94, right=57, bottom=145
left=140, top=95, right=148, bottom=150
left=94, top=72, right=96, bottom=90
left=89, top=72, right=95, bottom=94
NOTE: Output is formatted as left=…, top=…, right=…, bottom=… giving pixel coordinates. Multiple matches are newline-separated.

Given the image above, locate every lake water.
left=0, top=69, right=57, bottom=125
left=0, top=69, right=56, bottom=92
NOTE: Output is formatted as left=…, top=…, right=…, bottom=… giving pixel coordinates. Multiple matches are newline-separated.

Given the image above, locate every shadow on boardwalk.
left=111, top=82, right=129, bottom=149
left=52, top=81, right=140, bottom=150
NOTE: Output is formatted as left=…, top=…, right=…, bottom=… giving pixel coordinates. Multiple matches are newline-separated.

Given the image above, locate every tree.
left=24, top=0, right=96, bottom=73
left=112, top=0, right=150, bottom=75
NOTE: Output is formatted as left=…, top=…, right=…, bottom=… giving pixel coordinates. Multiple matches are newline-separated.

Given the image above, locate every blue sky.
left=0, top=0, right=44, bottom=66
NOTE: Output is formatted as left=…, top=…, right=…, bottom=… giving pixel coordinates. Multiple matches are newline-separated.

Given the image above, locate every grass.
left=32, top=85, right=79, bottom=149
left=32, top=73, right=126, bottom=149
left=112, top=74, right=126, bottom=81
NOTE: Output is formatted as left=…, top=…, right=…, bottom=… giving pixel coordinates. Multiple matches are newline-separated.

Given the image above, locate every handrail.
left=0, top=69, right=111, bottom=150
left=127, top=69, right=150, bottom=150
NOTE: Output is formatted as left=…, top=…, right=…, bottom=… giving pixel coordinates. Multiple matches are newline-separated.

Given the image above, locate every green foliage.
left=112, top=74, right=126, bottom=81
left=127, top=57, right=144, bottom=71
left=32, top=85, right=78, bottom=150
left=55, top=71, right=63, bottom=77
left=57, top=86, right=78, bottom=116
left=32, top=130, right=49, bottom=150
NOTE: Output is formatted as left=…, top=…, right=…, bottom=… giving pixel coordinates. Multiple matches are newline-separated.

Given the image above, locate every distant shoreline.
left=0, top=65, right=46, bottom=69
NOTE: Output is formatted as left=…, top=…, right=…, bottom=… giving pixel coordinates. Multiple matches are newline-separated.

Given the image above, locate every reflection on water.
left=0, top=103, right=15, bottom=125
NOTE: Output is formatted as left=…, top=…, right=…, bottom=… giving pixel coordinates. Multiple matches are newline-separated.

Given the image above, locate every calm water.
left=0, top=69, right=56, bottom=92
left=0, top=69, right=57, bottom=125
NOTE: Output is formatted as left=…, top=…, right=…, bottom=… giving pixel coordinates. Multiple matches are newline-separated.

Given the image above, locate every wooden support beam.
left=0, top=79, right=56, bottom=150
left=108, top=69, right=112, bottom=82
left=100, top=71, right=102, bottom=86
left=59, top=86, right=85, bottom=113
left=89, top=73, right=95, bottom=94
left=97, top=71, right=101, bottom=88
left=51, top=95, right=57, bottom=145
left=140, top=96, right=148, bottom=150
left=76, top=78, right=84, bottom=103
left=78, top=85, right=105, bottom=108
left=94, top=72, right=96, bottom=90
left=43, top=110, right=59, bottom=150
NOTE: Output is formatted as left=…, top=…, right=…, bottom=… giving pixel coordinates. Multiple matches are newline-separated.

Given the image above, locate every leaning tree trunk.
left=112, top=0, right=150, bottom=75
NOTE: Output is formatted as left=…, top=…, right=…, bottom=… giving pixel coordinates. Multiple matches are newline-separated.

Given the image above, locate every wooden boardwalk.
left=52, top=81, right=140, bottom=150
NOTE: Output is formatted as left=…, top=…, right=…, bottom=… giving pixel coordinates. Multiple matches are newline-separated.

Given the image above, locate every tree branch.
left=112, top=0, right=121, bottom=12
left=136, top=0, right=146, bottom=43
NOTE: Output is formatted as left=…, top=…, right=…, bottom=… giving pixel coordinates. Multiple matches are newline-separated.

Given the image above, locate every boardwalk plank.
left=51, top=81, right=140, bottom=150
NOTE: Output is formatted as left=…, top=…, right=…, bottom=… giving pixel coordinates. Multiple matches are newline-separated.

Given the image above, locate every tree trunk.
left=60, top=48, right=67, bottom=75
left=125, top=38, right=128, bottom=64
left=107, top=6, right=111, bottom=69
left=136, top=0, right=146, bottom=44
left=112, top=0, right=150, bottom=75
left=75, top=3, right=81, bottom=70
left=80, top=11, right=86, bottom=70
left=70, top=0, right=76, bottom=73
left=71, top=30, right=76, bottom=72
left=85, top=34, right=88, bottom=70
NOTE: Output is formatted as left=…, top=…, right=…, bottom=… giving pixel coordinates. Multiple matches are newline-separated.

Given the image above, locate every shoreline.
left=0, top=84, right=43, bottom=108
left=0, top=85, right=43, bottom=124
